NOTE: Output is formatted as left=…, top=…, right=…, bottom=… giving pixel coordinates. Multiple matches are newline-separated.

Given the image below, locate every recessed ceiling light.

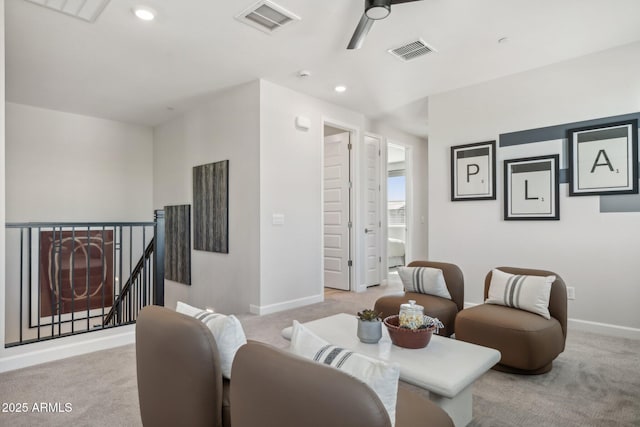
left=334, top=85, right=347, bottom=93
left=133, top=5, right=156, bottom=21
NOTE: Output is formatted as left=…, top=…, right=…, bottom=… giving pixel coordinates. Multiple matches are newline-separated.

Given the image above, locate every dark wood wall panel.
left=193, top=160, right=229, bottom=253
left=165, top=204, right=191, bottom=285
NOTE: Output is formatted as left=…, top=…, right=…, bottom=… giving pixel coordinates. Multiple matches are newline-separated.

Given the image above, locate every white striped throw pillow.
left=290, top=321, right=400, bottom=426
left=485, top=269, right=556, bottom=319
left=176, top=302, right=247, bottom=379
left=398, top=267, right=452, bottom=300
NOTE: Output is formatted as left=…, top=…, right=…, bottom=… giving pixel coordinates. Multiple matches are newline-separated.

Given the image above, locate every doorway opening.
left=386, top=143, right=409, bottom=273
left=323, top=124, right=352, bottom=291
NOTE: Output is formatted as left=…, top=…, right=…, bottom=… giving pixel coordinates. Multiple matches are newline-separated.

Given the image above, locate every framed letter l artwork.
left=451, top=141, right=496, bottom=201
left=568, top=119, right=638, bottom=196
left=504, top=155, right=559, bottom=221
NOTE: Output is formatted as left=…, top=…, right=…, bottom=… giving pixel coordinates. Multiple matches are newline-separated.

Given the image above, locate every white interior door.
left=364, top=135, right=381, bottom=286
left=323, top=132, right=351, bottom=290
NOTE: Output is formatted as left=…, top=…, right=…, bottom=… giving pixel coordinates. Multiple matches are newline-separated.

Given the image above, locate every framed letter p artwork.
left=451, top=141, right=496, bottom=201
left=504, top=155, right=559, bottom=221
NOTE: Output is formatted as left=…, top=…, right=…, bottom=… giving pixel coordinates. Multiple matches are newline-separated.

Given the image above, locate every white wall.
left=5, top=103, right=153, bottom=222
left=257, top=80, right=367, bottom=312
left=428, top=42, right=640, bottom=334
left=0, top=0, right=7, bottom=360
left=369, top=120, right=430, bottom=262
left=153, top=81, right=261, bottom=315
left=1, top=101, right=154, bottom=371
left=4, top=103, right=154, bottom=344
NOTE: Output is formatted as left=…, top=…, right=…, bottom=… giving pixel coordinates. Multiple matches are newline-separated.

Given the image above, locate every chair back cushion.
left=407, top=261, right=464, bottom=311
left=398, top=267, right=452, bottom=300
left=176, top=301, right=247, bottom=379
left=136, top=305, right=224, bottom=427
left=485, top=269, right=555, bottom=319
left=231, top=341, right=392, bottom=427
left=289, top=321, right=400, bottom=425
left=484, top=267, right=567, bottom=345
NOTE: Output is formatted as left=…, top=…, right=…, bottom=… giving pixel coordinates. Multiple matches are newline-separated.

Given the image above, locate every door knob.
left=364, top=228, right=372, bottom=233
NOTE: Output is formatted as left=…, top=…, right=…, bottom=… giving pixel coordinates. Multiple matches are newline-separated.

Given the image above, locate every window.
left=387, top=174, right=406, bottom=226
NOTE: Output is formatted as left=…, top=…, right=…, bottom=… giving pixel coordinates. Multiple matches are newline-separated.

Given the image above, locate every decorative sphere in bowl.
left=383, top=315, right=436, bottom=349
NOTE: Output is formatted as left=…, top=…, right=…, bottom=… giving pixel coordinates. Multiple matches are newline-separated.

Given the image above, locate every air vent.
left=388, top=39, right=436, bottom=62
left=236, top=0, right=300, bottom=34
left=23, top=0, right=110, bottom=23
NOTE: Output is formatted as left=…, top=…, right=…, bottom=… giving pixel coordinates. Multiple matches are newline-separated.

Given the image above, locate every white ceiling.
left=7, top=0, right=640, bottom=136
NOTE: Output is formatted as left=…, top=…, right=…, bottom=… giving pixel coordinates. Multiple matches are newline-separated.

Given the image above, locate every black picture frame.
left=451, top=141, right=496, bottom=201
left=567, top=119, right=638, bottom=196
left=504, top=155, right=560, bottom=221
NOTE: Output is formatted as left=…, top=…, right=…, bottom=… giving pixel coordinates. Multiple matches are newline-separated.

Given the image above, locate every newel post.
left=153, top=209, right=165, bottom=306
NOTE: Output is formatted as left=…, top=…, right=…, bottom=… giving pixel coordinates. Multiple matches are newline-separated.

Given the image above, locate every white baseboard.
left=250, top=293, right=324, bottom=315
left=0, top=325, right=135, bottom=373
left=567, top=318, right=640, bottom=340
left=462, top=301, right=640, bottom=340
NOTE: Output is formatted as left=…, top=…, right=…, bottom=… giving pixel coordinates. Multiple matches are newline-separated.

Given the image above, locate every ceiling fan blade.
left=390, top=0, right=423, bottom=4
left=347, top=13, right=374, bottom=50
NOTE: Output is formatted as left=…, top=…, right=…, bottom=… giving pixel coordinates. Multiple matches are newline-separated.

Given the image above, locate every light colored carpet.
left=1, top=279, right=639, bottom=426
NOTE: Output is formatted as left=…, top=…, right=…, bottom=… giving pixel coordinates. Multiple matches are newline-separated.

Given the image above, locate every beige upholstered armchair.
left=231, top=341, right=454, bottom=427
left=455, top=266, right=568, bottom=374
left=375, top=261, right=464, bottom=336
left=136, top=305, right=231, bottom=427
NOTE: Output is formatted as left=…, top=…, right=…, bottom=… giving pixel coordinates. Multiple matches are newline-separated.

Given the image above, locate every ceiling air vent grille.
left=236, top=0, right=300, bottom=34
left=23, top=0, right=111, bottom=23
left=388, top=39, right=436, bottom=62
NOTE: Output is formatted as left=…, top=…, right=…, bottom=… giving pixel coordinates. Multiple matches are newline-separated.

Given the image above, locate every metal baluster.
left=71, top=227, right=75, bottom=333
left=86, top=227, right=91, bottom=332
left=19, top=228, right=24, bottom=344
left=50, top=228, right=56, bottom=338
left=101, top=226, right=106, bottom=329
left=142, top=227, right=146, bottom=309
left=37, top=227, right=42, bottom=341
left=129, top=226, right=133, bottom=323
left=118, top=226, right=123, bottom=325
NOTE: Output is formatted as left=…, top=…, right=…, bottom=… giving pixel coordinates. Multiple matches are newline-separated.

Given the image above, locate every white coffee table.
left=281, top=313, right=500, bottom=427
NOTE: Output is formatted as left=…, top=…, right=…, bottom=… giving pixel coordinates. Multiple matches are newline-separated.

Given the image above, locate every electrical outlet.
left=566, top=287, right=576, bottom=300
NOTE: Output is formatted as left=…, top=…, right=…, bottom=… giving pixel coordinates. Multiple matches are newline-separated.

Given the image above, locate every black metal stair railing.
left=3, top=210, right=165, bottom=348
left=103, top=237, right=154, bottom=326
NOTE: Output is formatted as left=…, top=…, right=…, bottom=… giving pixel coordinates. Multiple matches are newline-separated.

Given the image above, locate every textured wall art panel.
left=165, top=204, right=191, bottom=285
left=193, top=160, right=229, bottom=253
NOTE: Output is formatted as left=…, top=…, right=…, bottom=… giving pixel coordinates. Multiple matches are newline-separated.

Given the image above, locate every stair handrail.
left=103, top=237, right=155, bottom=326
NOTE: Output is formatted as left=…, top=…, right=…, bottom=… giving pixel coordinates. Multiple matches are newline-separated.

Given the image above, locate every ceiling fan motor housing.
left=365, top=0, right=391, bottom=20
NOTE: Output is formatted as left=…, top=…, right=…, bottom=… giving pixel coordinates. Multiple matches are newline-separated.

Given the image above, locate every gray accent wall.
left=499, top=112, right=640, bottom=147
left=499, top=112, right=640, bottom=212
left=600, top=191, right=640, bottom=213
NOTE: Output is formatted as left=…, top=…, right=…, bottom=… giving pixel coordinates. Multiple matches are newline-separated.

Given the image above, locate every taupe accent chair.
left=231, top=341, right=454, bottom=427
left=136, top=305, right=231, bottom=427
left=374, top=261, right=464, bottom=337
left=455, top=267, right=568, bottom=375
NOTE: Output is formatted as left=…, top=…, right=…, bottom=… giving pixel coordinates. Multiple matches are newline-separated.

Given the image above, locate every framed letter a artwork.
left=451, top=141, right=496, bottom=201
left=568, top=119, right=638, bottom=196
left=504, top=155, right=559, bottom=220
